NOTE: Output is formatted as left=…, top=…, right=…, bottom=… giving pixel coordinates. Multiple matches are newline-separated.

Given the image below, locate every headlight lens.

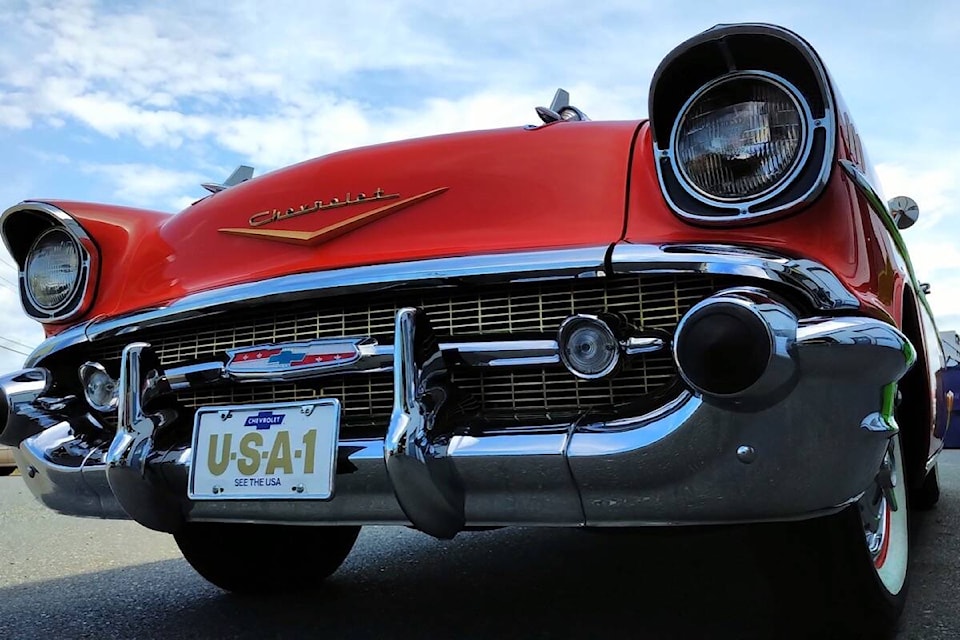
left=675, top=75, right=805, bottom=201
left=25, top=228, right=82, bottom=311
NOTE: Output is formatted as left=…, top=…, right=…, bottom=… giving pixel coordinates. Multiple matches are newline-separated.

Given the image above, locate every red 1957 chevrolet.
left=0, top=23, right=947, bottom=636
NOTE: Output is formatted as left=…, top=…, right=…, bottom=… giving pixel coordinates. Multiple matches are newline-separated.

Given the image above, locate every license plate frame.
left=188, top=399, right=340, bottom=501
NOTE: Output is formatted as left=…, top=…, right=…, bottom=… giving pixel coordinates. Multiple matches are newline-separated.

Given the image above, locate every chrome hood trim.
left=24, top=243, right=858, bottom=367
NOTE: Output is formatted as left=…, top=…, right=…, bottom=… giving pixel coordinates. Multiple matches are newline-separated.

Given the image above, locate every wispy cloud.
left=0, top=0, right=958, bottom=358
left=82, top=163, right=204, bottom=210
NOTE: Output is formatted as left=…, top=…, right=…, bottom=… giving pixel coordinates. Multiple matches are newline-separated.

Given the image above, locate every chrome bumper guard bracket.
left=104, top=343, right=184, bottom=532
left=384, top=308, right=465, bottom=539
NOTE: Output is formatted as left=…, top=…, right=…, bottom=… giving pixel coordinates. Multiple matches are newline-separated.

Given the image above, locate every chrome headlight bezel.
left=2, top=202, right=99, bottom=323
left=24, top=226, right=84, bottom=313
left=669, top=71, right=814, bottom=206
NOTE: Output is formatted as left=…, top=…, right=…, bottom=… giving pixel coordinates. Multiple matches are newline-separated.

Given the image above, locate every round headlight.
left=25, top=227, right=82, bottom=311
left=674, top=74, right=806, bottom=201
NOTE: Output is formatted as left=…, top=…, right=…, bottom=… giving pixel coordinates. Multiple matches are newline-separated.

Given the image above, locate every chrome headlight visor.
left=2, top=202, right=99, bottom=323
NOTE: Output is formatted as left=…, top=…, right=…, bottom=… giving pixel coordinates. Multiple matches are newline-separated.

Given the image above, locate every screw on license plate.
left=212, top=486, right=223, bottom=495
left=292, top=484, right=305, bottom=493
left=300, top=405, right=314, bottom=416
left=219, top=410, right=232, bottom=421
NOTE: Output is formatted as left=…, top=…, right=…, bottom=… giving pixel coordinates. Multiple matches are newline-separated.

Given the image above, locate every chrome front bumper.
left=3, top=302, right=913, bottom=538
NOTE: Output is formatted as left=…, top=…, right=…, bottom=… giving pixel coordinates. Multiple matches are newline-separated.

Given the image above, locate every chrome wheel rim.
left=859, top=435, right=908, bottom=595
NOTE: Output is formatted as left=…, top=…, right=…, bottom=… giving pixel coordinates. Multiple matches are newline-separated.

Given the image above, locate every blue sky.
left=0, top=0, right=958, bottom=370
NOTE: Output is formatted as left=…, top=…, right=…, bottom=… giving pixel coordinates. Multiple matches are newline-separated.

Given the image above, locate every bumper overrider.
left=0, top=245, right=914, bottom=538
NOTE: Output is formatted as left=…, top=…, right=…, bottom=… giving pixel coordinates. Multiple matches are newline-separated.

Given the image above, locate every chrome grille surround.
left=88, top=274, right=718, bottom=425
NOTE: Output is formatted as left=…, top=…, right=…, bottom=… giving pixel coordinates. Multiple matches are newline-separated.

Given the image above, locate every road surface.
left=1, top=452, right=957, bottom=639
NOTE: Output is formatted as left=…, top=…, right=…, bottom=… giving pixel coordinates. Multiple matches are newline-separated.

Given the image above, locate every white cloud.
left=0, top=0, right=959, bottom=359
left=83, top=163, right=204, bottom=210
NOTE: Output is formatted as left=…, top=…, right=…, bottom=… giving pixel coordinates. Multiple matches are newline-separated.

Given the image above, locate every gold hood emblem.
left=219, top=187, right=448, bottom=246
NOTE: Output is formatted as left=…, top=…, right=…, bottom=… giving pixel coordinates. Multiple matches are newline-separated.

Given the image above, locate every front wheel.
left=757, top=434, right=909, bottom=638
left=175, top=523, right=361, bottom=593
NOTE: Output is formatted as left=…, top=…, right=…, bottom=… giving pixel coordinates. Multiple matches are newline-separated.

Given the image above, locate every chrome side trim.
left=1, top=201, right=101, bottom=323
left=839, top=159, right=928, bottom=317
left=610, top=243, right=860, bottom=311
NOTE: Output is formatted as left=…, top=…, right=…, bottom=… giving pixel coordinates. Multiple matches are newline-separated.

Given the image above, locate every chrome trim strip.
left=24, top=245, right=609, bottom=367
left=1, top=201, right=101, bottom=323
left=838, top=158, right=932, bottom=318
left=166, top=361, right=229, bottom=391
left=610, top=243, right=860, bottom=311
left=622, top=336, right=664, bottom=355
left=22, top=243, right=857, bottom=368
left=451, top=340, right=560, bottom=367
left=160, top=338, right=563, bottom=392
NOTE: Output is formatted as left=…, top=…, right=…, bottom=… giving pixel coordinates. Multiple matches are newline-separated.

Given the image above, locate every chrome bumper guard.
left=5, top=298, right=914, bottom=538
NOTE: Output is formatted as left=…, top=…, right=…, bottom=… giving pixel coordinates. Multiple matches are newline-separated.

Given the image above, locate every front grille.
left=90, top=274, right=717, bottom=426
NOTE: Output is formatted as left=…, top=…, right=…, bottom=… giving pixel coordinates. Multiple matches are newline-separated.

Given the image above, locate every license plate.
left=188, top=399, right=340, bottom=500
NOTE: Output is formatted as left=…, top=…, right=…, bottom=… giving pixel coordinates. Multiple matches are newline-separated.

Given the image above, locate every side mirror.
left=888, top=196, right=919, bottom=230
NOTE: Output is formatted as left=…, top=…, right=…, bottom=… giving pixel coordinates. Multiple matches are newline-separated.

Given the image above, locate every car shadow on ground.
left=0, top=522, right=887, bottom=640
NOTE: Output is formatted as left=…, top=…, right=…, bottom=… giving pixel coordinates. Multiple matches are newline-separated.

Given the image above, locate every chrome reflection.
left=674, top=287, right=798, bottom=408
left=611, top=243, right=859, bottom=311
left=104, top=343, right=182, bottom=532
left=22, top=243, right=860, bottom=368
left=384, top=308, right=466, bottom=539
left=0, top=368, right=52, bottom=446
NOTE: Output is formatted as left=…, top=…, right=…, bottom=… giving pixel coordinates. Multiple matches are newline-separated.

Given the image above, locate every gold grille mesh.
left=89, top=275, right=716, bottom=426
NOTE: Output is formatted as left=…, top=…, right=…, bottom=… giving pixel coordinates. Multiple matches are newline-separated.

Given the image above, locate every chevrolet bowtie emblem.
left=218, top=187, right=448, bottom=246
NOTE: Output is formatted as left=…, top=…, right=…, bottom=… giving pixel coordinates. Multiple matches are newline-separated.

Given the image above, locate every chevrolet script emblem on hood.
left=218, top=187, right=448, bottom=246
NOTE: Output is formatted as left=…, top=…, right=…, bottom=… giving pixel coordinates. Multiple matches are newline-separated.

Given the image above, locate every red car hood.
left=49, top=121, right=641, bottom=322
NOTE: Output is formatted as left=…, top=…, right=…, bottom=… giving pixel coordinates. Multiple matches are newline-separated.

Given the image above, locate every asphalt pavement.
left=0, top=452, right=958, bottom=639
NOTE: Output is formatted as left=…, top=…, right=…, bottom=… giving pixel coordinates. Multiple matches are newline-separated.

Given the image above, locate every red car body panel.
left=46, top=119, right=905, bottom=332
left=623, top=124, right=905, bottom=326
left=44, top=122, right=640, bottom=331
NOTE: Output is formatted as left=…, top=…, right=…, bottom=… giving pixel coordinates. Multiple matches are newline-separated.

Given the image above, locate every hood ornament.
left=201, top=165, right=255, bottom=194
left=535, top=88, right=590, bottom=124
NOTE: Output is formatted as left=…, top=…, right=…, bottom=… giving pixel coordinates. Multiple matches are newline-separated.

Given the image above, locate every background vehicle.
left=0, top=22, right=946, bottom=637
left=0, top=445, right=14, bottom=475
